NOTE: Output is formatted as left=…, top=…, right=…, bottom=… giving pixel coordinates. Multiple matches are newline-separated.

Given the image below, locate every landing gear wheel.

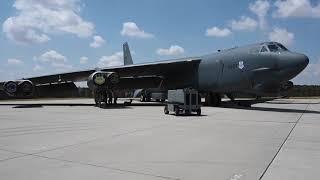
left=196, top=109, right=201, bottom=116
left=174, top=107, right=179, bottom=116
left=214, top=94, right=221, bottom=107
left=205, top=93, right=221, bottom=107
left=164, top=106, right=169, bottom=114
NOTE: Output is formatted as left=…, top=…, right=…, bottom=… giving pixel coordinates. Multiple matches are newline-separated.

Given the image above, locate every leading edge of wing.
left=101, top=57, right=202, bottom=71
left=18, top=57, right=202, bottom=84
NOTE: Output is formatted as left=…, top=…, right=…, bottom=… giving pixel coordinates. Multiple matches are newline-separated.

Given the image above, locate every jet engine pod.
left=3, top=80, right=34, bottom=97
left=87, top=71, right=120, bottom=90
left=107, top=72, right=120, bottom=84
left=18, top=80, right=34, bottom=96
left=3, top=81, right=18, bottom=95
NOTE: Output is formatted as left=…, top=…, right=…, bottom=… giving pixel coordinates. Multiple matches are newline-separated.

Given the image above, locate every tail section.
left=123, top=42, right=133, bottom=65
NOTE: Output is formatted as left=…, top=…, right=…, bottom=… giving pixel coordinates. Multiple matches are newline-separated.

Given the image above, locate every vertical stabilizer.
left=123, top=42, right=133, bottom=65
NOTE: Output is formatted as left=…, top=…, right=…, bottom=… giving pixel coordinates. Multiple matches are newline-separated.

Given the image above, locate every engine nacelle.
left=87, top=71, right=120, bottom=90
left=3, top=81, right=18, bottom=95
left=18, top=80, right=34, bottom=96
left=3, top=80, right=34, bottom=97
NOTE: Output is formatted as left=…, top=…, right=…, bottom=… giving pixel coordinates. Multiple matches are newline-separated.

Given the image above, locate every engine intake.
left=3, top=81, right=18, bottom=94
left=18, top=80, right=34, bottom=96
left=3, top=80, right=34, bottom=96
left=87, top=71, right=120, bottom=90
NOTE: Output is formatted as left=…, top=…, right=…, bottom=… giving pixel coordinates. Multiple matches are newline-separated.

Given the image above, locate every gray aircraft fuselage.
left=0, top=41, right=309, bottom=104
left=197, top=42, right=309, bottom=96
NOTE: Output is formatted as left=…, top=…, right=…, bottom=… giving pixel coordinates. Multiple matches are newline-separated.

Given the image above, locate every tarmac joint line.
left=258, top=102, right=310, bottom=180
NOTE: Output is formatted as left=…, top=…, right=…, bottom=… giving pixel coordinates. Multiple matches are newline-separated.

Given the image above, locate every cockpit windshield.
left=268, top=44, right=281, bottom=52
left=259, top=43, right=289, bottom=53
left=267, top=43, right=288, bottom=52
left=276, top=43, right=288, bottom=51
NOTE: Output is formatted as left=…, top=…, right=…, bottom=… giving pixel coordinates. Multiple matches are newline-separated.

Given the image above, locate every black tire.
left=164, top=106, right=169, bottom=114
left=197, top=109, right=201, bottom=116
left=94, top=97, right=99, bottom=106
left=140, top=96, right=145, bottom=102
left=207, top=93, right=221, bottom=107
left=213, top=93, right=221, bottom=107
left=174, top=107, right=179, bottom=116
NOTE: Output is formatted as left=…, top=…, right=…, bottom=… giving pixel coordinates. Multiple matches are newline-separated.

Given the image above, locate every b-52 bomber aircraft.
left=0, top=42, right=309, bottom=107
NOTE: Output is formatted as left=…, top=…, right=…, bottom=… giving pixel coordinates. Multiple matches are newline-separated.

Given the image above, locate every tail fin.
left=123, top=42, right=133, bottom=65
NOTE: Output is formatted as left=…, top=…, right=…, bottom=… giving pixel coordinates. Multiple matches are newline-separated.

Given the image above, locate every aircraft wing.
left=1, top=57, right=201, bottom=89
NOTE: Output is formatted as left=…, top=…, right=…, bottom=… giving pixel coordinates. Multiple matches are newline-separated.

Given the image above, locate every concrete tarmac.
left=0, top=98, right=319, bottom=180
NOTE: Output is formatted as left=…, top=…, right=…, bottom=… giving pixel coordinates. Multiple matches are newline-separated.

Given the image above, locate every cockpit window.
left=260, top=46, right=268, bottom=52
left=268, top=44, right=281, bottom=52
left=276, top=43, right=288, bottom=51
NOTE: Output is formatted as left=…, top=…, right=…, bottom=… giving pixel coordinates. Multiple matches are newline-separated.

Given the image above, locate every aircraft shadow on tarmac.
left=1, top=102, right=165, bottom=109
left=9, top=103, right=133, bottom=109
left=265, top=101, right=320, bottom=105
left=227, top=106, right=320, bottom=114
left=221, top=102, right=320, bottom=114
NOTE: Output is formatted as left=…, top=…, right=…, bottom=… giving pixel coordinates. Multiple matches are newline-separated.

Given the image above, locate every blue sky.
left=0, top=0, right=319, bottom=84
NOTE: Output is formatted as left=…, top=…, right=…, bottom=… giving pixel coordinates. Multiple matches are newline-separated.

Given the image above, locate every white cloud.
left=230, top=16, right=258, bottom=31
left=249, top=0, right=270, bottom=29
left=7, top=58, right=23, bottom=65
left=2, top=0, right=95, bottom=44
left=269, top=27, right=294, bottom=46
left=33, top=64, right=44, bottom=71
left=98, top=52, right=123, bottom=67
left=90, top=35, right=105, bottom=48
left=206, top=27, right=232, bottom=37
left=121, top=22, right=154, bottom=38
left=274, top=0, right=320, bottom=18
left=35, top=50, right=73, bottom=71
left=156, top=45, right=185, bottom=56
left=38, top=50, right=67, bottom=64
left=80, top=56, right=88, bottom=64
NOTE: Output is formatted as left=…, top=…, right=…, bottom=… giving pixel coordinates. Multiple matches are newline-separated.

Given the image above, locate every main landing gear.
left=204, top=92, right=221, bottom=107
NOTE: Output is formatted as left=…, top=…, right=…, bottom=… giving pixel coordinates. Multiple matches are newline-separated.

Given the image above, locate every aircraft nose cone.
left=302, top=54, right=309, bottom=68
left=295, top=54, right=309, bottom=70
left=279, top=53, right=309, bottom=70
left=277, top=53, right=309, bottom=81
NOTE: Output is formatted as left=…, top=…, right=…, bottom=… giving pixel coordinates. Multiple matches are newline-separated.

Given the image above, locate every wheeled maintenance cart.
left=164, top=89, right=201, bottom=116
